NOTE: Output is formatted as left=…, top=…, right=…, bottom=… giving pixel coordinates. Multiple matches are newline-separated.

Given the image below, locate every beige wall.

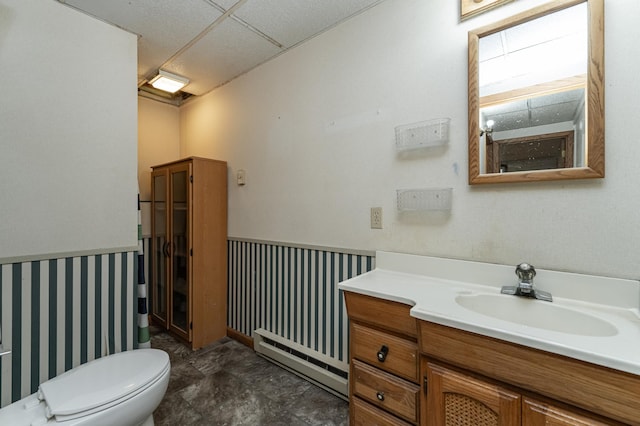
left=151, top=0, right=639, bottom=280
left=138, top=97, right=181, bottom=201
left=0, top=0, right=138, bottom=262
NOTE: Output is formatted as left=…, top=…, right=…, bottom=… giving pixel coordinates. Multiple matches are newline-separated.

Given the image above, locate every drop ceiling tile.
left=491, top=109, right=532, bottom=131
left=164, top=17, right=282, bottom=95
left=531, top=106, right=575, bottom=125
left=59, top=0, right=388, bottom=95
left=206, top=0, right=240, bottom=11
left=232, top=0, right=382, bottom=48
left=61, top=0, right=223, bottom=79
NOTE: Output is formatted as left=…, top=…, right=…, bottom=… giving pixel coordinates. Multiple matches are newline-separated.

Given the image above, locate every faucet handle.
left=515, top=263, right=536, bottom=282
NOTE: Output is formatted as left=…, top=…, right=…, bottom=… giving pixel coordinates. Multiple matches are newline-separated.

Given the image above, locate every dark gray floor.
left=151, top=328, right=349, bottom=425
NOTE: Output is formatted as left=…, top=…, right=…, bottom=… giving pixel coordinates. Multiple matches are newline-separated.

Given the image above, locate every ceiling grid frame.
left=56, top=0, right=386, bottom=100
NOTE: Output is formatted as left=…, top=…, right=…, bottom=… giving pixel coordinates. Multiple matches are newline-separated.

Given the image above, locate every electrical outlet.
left=371, top=207, right=382, bottom=229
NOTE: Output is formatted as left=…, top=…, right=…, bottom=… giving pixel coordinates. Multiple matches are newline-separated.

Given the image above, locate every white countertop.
left=338, top=252, right=640, bottom=375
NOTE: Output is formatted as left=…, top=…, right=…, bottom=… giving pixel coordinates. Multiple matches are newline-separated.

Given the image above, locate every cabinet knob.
left=377, top=345, right=389, bottom=362
left=376, top=391, right=385, bottom=401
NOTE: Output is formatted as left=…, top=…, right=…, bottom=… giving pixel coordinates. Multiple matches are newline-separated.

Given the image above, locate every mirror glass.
left=468, top=0, right=604, bottom=184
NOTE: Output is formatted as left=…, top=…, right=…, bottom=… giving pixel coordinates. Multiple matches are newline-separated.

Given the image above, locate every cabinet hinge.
left=190, top=248, right=193, bottom=256
left=190, top=175, right=193, bottom=183
left=190, top=322, right=193, bottom=330
left=424, top=377, right=428, bottom=394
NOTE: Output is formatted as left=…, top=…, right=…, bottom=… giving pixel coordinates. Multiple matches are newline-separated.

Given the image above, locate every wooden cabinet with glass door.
left=150, top=157, right=227, bottom=350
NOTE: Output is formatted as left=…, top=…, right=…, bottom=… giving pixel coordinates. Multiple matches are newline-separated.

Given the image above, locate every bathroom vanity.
left=340, top=252, right=640, bottom=426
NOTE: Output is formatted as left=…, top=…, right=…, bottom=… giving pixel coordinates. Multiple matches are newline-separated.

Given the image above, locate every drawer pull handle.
left=376, top=391, right=385, bottom=401
left=377, top=345, right=389, bottom=362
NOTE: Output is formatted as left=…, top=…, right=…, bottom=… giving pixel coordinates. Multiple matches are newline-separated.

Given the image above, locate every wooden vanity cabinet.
left=150, top=157, right=227, bottom=350
left=344, top=291, right=637, bottom=425
left=418, top=320, right=636, bottom=426
left=421, top=359, right=616, bottom=426
left=344, top=292, right=420, bottom=425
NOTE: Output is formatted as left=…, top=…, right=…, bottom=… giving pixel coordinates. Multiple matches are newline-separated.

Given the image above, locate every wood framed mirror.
left=468, top=0, right=604, bottom=185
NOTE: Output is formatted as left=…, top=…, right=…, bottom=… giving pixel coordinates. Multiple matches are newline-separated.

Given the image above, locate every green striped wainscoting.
left=228, top=239, right=375, bottom=363
left=0, top=251, right=138, bottom=407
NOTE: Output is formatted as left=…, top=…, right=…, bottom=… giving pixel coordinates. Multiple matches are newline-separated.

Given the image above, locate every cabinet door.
left=522, top=397, right=612, bottom=426
left=168, top=164, right=191, bottom=341
left=150, top=169, right=168, bottom=327
left=424, top=361, right=521, bottom=426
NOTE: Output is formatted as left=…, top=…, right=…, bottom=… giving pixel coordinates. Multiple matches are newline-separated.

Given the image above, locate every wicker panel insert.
left=444, top=392, right=498, bottom=426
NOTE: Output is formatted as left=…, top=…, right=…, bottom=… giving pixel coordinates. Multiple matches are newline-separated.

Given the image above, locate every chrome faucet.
left=501, top=263, right=553, bottom=302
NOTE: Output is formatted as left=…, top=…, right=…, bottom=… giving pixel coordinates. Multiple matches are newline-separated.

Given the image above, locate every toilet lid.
left=39, top=349, right=169, bottom=420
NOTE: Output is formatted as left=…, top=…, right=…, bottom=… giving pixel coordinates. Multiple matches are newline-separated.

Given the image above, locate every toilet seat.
left=38, top=349, right=170, bottom=422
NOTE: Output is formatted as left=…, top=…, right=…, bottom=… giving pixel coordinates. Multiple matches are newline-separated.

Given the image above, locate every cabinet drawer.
left=344, top=292, right=417, bottom=337
left=352, top=359, right=420, bottom=424
left=352, top=397, right=412, bottom=426
left=352, top=322, right=418, bottom=382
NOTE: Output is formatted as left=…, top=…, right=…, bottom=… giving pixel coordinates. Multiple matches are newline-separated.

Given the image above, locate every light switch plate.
left=237, top=169, right=246, bottom=185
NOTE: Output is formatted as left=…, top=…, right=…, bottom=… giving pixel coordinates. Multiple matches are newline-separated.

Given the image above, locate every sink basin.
left=455, top=293, right=618, bottom=336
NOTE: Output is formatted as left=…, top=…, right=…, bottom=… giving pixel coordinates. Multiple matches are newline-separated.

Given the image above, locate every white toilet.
left=0, top=348, right=170, bottom=426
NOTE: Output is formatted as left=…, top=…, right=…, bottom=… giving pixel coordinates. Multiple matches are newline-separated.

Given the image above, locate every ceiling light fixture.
left=149, top=70, right=189, bottom=93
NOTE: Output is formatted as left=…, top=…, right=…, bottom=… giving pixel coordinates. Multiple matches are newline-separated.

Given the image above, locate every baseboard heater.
left=253, top=328, right=348, bottom=400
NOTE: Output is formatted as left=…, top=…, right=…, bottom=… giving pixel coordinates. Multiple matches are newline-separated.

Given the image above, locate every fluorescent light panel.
left=149, top=70, right=189, bottom=93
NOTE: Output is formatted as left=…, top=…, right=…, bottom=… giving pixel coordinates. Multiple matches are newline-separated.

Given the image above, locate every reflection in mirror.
left=468, top=0, right=604, bottom=184
left=481, top=87, right=585, bottom=173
